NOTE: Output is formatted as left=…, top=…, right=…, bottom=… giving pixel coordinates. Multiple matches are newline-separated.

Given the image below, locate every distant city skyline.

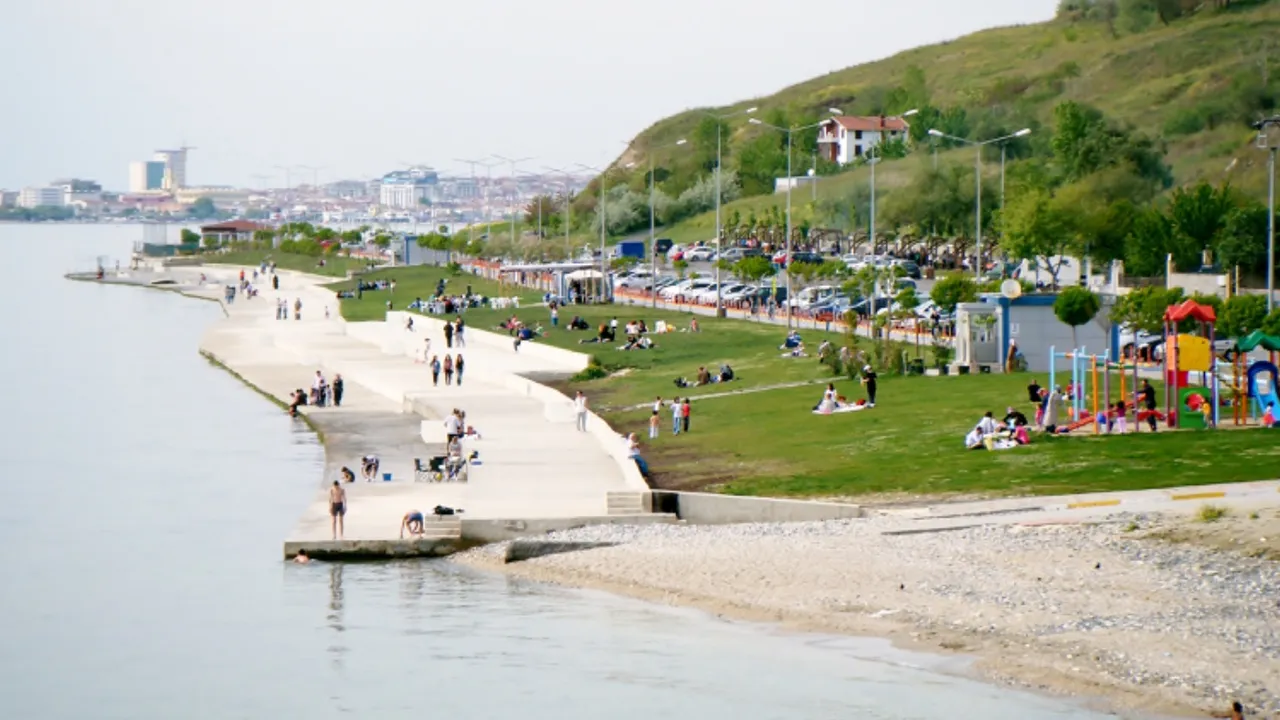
left=0, top=0, right=1056, bottom=190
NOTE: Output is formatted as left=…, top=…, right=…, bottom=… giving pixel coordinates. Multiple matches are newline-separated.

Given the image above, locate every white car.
left=692, top=283, right=726, bottom=303
left=685, top=247, right=716, bottom=262
left=666, top=244, right=686, bottom=260
left=659, top=279, right=695, bottom=300
left=722, top=284, right=756, bottom=302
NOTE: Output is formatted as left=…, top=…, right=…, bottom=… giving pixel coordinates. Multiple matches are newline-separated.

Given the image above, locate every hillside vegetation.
left=468, top=1, right=1278, bottom=287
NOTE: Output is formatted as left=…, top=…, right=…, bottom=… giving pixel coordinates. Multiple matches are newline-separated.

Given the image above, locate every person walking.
left=573, top=391, right=588, bottom=431
left=671, top=398, right=682, bottom=435
left=454, top=317, right=466, bottom=348
left=550, top=305, right=559, bottom=328
left=294, top=298, right=302, bottom=320
left=454, top=354, right=465, bottom=386
left=332, top=374, right=344, bottom=407
left=681, top=397, right=691, bottom=433
left=272, top=274, right=279, bottom=291
left=443, top=354, right=454, bottom=386
left=430, top=355, right=441, bottom=386
left=328, top=481, right=346, bottom=540
left=648, top=410, right=660, bottom=439
left=443, top=321, right=454, bottom=349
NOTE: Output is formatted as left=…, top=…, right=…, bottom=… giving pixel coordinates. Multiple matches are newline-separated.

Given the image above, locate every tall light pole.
left=750, top=111, right=841, bottom=328
left=575, top=162, right=610, bottom=301
left=494, top=155, right=532, bottom=249
left=927, top=127, right=1031, bottom=279
left=542, top=166, right=575, bottom=263
left=704, top=106, right=757, bottom=316
left=1257, top=116, right=1280, bottom=312
left=867, top=109, right=918, bottom=253
left=628, top=138, right=689, bottom=308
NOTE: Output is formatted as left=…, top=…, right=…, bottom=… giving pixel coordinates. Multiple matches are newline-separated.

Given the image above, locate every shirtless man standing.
left=328, top=481, right=346, bottom=540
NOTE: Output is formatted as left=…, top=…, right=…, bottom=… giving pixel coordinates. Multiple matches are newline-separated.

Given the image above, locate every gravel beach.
left=456, top=511, right=1280, bottom=718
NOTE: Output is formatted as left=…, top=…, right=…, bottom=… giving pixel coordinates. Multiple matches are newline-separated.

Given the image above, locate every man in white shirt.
left=671, top=398, right=683, bottom=435
left=573, top=392, right=588, bottom=432
left=444, top=411, right=462, bottom=442
left=976, top=411, right=999, bottom=436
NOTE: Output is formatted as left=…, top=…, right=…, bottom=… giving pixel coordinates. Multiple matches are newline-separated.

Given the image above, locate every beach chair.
left=414, top=456, right=446, bottom=483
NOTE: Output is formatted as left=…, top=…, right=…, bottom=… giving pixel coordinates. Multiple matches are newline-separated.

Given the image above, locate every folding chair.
left=414, top=456, right=446, bottom=483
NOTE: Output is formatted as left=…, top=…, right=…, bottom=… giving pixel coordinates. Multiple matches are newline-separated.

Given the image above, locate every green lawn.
left=326, top=265, right=544, bottom=322
left=607, top=372, right=1280, bottom=498
left=329, top=264, right=1280, bottom=502
left=204, top=249, right=376, bottom=278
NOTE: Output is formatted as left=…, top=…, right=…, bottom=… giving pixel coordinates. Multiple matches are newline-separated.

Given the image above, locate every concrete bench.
left=421, top=420, right=449, bottom=446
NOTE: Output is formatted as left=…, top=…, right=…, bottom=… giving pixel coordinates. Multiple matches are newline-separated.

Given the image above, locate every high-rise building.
left=129, top=161, right=167, bottom=192
left=378, top=167, right=438, bottom=209
left=18, top=187, right=65, bottom=208
left=153, top=148, right=190, bottom=189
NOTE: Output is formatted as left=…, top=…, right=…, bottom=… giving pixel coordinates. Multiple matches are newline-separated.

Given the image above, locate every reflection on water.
left=0, top=226, right=1132, bottom=720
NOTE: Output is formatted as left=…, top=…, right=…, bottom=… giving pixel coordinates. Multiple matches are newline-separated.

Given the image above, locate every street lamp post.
left=633, top=139, right=688, bottom=308
left=495, top=155, right=532, bottom=250
left=542, top=166, right=575, bottom=264
left=1256, top=116, right=1280, bottom=312
left=927, top=127, right=1031, bottom=280
left=575, top=162, right=610, bottom=301
left=751, top=110, right=842, bottom=328
left=704, top=106, right=757, bottom=316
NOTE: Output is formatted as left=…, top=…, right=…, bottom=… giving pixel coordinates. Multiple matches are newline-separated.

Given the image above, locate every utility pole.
left=1257, top=116, right=1280, bottom=311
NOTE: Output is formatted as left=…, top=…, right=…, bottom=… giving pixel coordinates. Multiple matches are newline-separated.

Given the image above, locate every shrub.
left=1197, top=504, right=1228, bottom=523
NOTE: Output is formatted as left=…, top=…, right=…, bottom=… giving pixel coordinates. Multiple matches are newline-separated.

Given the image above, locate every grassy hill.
left=593, top=1, right=1279, bottom=246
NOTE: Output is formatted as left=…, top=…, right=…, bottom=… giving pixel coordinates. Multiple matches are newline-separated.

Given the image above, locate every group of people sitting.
left=674, top=364, right=735, bottom=388
left=964, top=408, right=1032, bottom=450
left=780, top=331, right=807, bottom=358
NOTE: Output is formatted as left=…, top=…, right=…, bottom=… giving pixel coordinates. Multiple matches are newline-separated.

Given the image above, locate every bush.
left=571, top=356, right=610, bottom=382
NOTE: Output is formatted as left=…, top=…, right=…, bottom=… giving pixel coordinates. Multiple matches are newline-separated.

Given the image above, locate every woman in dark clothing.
left=455, top=354, right=465, bottom=386
left=332, top=374, right=344, bottom=407
left=443, top=355, right=454, bottom=386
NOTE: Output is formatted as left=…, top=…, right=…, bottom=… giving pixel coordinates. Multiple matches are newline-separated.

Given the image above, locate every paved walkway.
left=114, top=265, right=643, bottom=549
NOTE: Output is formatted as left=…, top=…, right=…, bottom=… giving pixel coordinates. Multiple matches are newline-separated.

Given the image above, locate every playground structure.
left=1230, top=330, right=1280, bottom=426
left=1044, top=299, right=1223, bottom=434
left=1046, top=346, right=1158, bottom=433
left=1163, top=300, right=1219, bottom=430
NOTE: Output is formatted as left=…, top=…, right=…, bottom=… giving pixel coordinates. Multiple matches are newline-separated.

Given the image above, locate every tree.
left=1001, top=186, right=1074, bottom=288
left=734, top=134, right=786, bottom=196
left=1054, top=286, right=1101, bottom=349
left=372, top=233, right=392, bottom=249
left=180, top=228, right=201, bottom=245
left=930, top=273, right=979, bottom=314
left=1219, top=294, right=1268, bottom=339
left=732, top=255, right=776, bottom=284
left=673, top=258, right=690, bottom=279
left=1166, top=181, right=1238, bottom=267
left=1215, top=202, right=1270, bottom=274
left=1050, top=101, right=1171, bottom=188
left=188, top=197, right=217, bottom=219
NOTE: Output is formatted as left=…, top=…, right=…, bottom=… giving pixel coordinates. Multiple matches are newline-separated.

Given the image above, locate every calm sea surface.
left=0, top=224, right=1129, bottom=719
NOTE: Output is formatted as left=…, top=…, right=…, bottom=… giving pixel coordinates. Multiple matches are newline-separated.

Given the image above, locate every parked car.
left=685, top=247, right=717, bottom=262
left=791, top=251, right=825, bottom=265
left=718, top=247, right=746, bottom=262
left=722, top=284, right=757, bottom=302
left=666, top=244, right=686, bottom=261
left=659, top=279, right=694, bottom=299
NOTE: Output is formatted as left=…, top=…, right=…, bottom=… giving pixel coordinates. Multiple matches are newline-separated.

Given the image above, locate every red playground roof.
left=1163, top=299, right=1217, bottom=324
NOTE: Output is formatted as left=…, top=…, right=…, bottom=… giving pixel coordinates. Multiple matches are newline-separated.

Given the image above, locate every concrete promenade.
left=80, top=264, right=664, bottom=558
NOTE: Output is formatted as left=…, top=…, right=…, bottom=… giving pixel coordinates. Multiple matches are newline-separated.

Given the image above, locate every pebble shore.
left=457, top=513, right=1280, bottom=717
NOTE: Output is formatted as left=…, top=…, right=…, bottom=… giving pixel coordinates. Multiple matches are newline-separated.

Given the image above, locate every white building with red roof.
left=816, top=115, right=911, bottom=165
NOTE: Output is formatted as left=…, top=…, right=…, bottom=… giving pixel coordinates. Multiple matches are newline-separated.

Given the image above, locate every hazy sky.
left=1, top=0, right=1055, bottom=190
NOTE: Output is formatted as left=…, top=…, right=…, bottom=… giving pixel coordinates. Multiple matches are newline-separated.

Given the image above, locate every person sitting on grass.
left=400, top=510, right=425, bottom=538
left=780, top=330, right=802, bottom=350
left=696, top=366, right=712, bottom=386
left=1002, top=406, right=1028, bottom=428
left=718, top=364, right=734, bottom=383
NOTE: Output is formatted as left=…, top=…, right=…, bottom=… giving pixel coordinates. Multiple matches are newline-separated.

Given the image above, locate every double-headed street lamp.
left=867, top=109, right=919, bottom=252
left=705, top=106, right=757, bottom=315
left=541, top=166, right=576, bottom=263
left=627, top=138, right=689, bottom=308
left=749, top=109, right=843, bottom=328
left=927, top=127, right=1031, bottom=280
left=494, top=155, right=533, bottom=249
